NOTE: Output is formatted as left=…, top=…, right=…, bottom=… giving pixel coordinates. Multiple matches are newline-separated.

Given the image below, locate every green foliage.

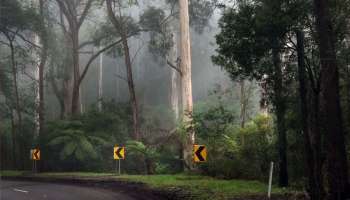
left=118, top=174, right=288, bottom=199
left=126, top=140, right=159, bottom=160
left=140, top=7, right=172, bottom=58
left=212, top=0, right=309, bottom=82
left=40, top=102, right=132, bottom=171
left=189, top=0, right=216, bottom=34
left=139, top=7, right=165, bottom=33
left=194, top=104, right=275, bottom=180
left=0, top=0, right=39, bottom=32
left=212, top=3, right=267, bottom=80
left=142, top=105, right=174, bottom=126
left=0, top=66, right=13, bottom=106
left=47, top=122, right=106, bottom=162
left=0, top=117, right=35, bottom=170
left=232, top=115, right=275, bottom=178
left=88, top=16, right=140, bottom=58
left=195, top=104, right=235, bottom=139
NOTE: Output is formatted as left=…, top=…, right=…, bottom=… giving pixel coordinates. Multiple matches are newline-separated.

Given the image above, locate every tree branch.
left=131, top=39, right=146, bottom=64
left=56, top=0, right=70, bottom=21
left=78, top=38, right=123, bottom=85
left=79, top=40, right=96, bottom=49
left=167, top=60, right=182, bottom=76
left=114, top=73, right=128, bottom=82
left=4, top=28, right=41, bottom=49
left=304, top=56, right=318, bottom=92
left=78, top=0, right=94, bottom=29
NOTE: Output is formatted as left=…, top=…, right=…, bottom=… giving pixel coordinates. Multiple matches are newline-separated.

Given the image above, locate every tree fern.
left=60, top=141, right=77, bottom=160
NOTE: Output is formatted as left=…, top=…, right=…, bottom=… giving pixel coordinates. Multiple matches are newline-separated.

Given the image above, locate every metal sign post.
left=114, top=146, right=125, bottom=175
left=118, top=159, right=121, bottom=175
left=115, top=160, right=121, bottom=175
left=30, top=149, right=40, bottom=173
left=34, top=160, right=37, bottom=173
left=32, top=160, right=35, bottom=173
left=115, top=160, right=118, bottom=175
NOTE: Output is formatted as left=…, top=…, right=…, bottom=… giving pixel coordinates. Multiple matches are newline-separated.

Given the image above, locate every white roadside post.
left=268, top=161, right=274, bottom=199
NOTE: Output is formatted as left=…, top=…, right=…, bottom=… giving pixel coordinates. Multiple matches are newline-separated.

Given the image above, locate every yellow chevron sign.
left=31, top=148, right=40, bottom=160
left=193, top=145, right=207, bottom=162
left=114, top=146, right=125, bottom=160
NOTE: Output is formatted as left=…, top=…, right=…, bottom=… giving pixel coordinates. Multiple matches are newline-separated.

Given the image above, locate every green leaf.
left=48, top=136, right=71, bottom=146
left=79, top=137, right=97, bottom=159
left=88, top=136, right=108, bottom=146
left=60, top=141, right=77, bottom=160
left=75, top=148, right=85, bottom=162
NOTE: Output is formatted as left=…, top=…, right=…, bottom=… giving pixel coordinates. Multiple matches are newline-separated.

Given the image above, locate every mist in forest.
left=41, top=2, right=260, bottom=120
left=1, top=0, right=262, bottom=176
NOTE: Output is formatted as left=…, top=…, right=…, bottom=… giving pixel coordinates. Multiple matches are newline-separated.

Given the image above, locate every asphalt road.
left=0, top=180, right=137, bottom=200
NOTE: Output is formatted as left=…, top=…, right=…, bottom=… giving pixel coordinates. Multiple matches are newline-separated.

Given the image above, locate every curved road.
left=0, top=180, right=137, bottom=200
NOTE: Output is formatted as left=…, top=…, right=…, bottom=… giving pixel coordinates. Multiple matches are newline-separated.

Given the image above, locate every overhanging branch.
left=78, top=38, right=123, bottom=85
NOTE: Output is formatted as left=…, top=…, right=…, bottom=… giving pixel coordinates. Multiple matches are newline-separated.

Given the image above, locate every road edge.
left=0, top=175, right=190, bottom=200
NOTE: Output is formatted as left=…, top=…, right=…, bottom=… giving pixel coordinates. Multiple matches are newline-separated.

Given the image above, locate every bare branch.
left=131, top=39, right=146, bottom=64
left=78, top=38, right=123, bottom=85
left=78, top=0, right=94, bottom=28
left=4, top=28, right=41, bottom=49
left=79, top=40, right=96, bottom=49
left=114, top=73, right=128, bottom=82
left=166, top=60, right=182, bottom=76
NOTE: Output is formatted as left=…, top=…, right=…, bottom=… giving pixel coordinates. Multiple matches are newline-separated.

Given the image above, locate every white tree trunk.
left=33, top=0, right=41, bottom=139
left=169, top=23, right=180, bottom=121
left=34, top=34, right=40, bottom=139
left=98, top=45, right=103, bottom=111
left=179, top=0, right=195, bottom=170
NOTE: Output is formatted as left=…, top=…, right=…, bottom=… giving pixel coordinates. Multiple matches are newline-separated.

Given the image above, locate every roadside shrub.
left=40, top=102, right=131, bottom=172
left=195, top=110, right=275, bottom=180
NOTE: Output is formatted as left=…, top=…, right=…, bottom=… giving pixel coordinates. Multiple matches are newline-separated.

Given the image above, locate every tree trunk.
left=169, top=23, right=180, bottom=122
left=10, top=110, right=17, bottom=169
left=170, top=70, right=180, bottom=120
left=58, top=7, right=74, bottom=118
left=310, top=89, right=324, bottom=199
left=346, top=63, right=350, bottom=134
left=7, top=37, right=22, bottom=170
left=239, top=79, right=246, bottom=145
left=9, top=40, right=22, bottom=136
left=179, top=0, right=195, bottom=171
left=121, top=35, right=140, bottom=140
left=145, top=158, right=156, bottom=175
left=37, top=39, right=46, bottom=139
left=34, top=0, right=47, bottom=139
left=313, top=0, right=350, bottom=198
left=239, top=79, right=247, bottom=128
left=259, top=76, right=269, bottom=115
left=71, top=26, right=81, bottom=115
left=63, top=73, right=73, bottom=117
left=56, top=0, right=92, bottom=117
left=98, top=45, right=103, bottom=112
left=272, top=41, right=288, bottom=187
left=50, top=74, right=65, bottom=119
left=105, top=0, right=140, bottom=140
left=296, top=30, right=324, bottom=200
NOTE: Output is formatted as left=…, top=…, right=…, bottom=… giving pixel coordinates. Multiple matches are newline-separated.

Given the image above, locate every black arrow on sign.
left=115, top=147, right=123, bottom=159
left=195, top=146, right=205, bottom=161
left=34, top=149, right=39, bottom=160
